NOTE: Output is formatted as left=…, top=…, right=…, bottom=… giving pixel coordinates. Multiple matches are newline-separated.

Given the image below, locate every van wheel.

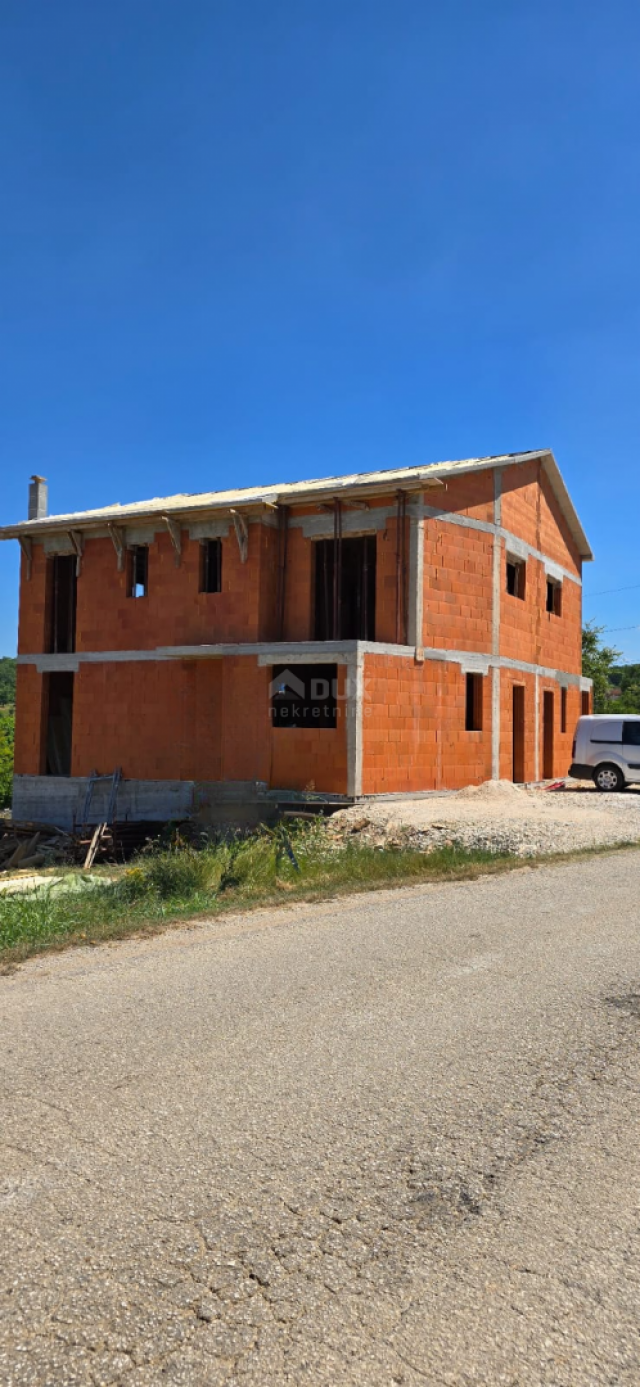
left=594, top=764, right=625, bottom=792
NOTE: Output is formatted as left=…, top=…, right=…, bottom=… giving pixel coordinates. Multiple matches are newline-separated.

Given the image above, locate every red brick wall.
left=282, top=526, right=313, bottom=641
left=375, top=510, right=411, bottom=645
left=423, top=522, right=494, bottom=654
left=71, top=660, right=224, bottom=781
left=362, top=654, right=492, bottom=793
left=500, top=460, right=581, bottom=576
left=23, top=654, right=348, bottom=792
left=270, top=667, right=348, bottom=793
left=499, top=540, right=582, bottom=675
left=435, top=468, right=495, bottom=524
left=75, top=524, right=276, bottom=652
left=13, top=665, right=47, bottom=775
left=17, top=546, right=50, bottom=655
left=498, top=670, right=580, bottom=782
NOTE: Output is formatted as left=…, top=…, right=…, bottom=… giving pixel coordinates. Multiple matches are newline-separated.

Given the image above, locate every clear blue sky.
left=1, top=1, right=639, bottom=658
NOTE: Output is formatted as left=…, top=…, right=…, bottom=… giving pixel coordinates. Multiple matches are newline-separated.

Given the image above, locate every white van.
left=569, top=714, right=640, bottom=791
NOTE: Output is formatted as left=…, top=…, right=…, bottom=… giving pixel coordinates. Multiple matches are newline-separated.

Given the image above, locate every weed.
left=0, top=820, right=514, bottom=967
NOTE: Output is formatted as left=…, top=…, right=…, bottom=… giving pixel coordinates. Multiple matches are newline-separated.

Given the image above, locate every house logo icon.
left=269, top=668, right=306, bottom=699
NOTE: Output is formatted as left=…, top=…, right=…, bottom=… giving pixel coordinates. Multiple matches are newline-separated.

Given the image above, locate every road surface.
left=1, top=852, right=639, bottom=1385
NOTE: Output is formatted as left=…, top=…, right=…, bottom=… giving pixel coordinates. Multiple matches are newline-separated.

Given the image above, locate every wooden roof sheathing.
left=0, top=449, right=593, bottom=560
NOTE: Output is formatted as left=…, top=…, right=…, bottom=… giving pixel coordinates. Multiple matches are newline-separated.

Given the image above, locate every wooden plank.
left=1, top=833, right=40, bottom=873
left=84, top=823, right=107, bottom=870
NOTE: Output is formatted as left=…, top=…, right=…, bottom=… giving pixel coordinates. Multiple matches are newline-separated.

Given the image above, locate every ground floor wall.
left=12, top=647, right=592, bottom=824
left=13, top=656, right=351, bottom=804
left=361, top=653, right=589, bottom=794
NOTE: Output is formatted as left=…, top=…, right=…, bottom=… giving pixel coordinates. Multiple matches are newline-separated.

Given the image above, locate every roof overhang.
left=0, top=449, right=593, bottom=560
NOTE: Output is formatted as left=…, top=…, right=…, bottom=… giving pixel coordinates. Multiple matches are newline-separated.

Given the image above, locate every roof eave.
left=0, top=470, right=447, bottom=540
left=539, top=450, right=593, bottom=562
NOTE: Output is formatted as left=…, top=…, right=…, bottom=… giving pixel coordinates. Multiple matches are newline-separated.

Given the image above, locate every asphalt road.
left=1, top=853, right=639, bottom=1386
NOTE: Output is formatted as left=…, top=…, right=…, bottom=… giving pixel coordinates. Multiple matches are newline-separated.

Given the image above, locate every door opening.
left=46, top=672, right=74, bottom=777
left=543, top=690, right=555, bottom=780
left=313, top=535, right=376, bottom=640
left=48, top=555, right=77, bottom=653
left=512, top=685, right=525, bottom=783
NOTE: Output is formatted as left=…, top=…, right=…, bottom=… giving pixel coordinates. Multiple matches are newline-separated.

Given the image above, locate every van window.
left=623, top=722, right=640, bottom=747
left=588, top=720, right=622, bottom=744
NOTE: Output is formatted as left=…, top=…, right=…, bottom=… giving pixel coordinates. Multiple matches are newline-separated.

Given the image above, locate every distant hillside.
left=0, top=656, right=16, bottom=709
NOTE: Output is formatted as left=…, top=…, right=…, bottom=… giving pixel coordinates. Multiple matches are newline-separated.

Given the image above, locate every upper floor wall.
left=16, top=462, right=584, bottom=674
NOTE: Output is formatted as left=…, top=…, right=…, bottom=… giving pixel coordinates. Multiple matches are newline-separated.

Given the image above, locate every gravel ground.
left=329, top=780, right=640, bottom=857
left=1, top=853, right=639, bottom=1385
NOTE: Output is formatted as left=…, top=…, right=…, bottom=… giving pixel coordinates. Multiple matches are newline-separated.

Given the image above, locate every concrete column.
left=491, top=469, right=503, bottom=779
left=346, top=647, right=364, bottom=798
left=407, top=503, right=425, bottom=650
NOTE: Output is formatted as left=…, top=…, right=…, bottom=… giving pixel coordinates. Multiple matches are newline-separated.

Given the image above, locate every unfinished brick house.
left=1, top=451, right=592, bottom=827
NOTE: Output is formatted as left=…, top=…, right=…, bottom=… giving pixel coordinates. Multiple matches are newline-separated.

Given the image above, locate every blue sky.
left=1, top=0, right=639, bottom=658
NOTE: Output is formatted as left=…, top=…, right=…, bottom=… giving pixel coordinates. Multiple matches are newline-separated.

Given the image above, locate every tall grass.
left=0, top=821, right=512, bottom=966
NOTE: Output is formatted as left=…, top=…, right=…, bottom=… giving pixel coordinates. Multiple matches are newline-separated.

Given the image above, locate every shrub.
left=0, top=711, right=14, bottom=810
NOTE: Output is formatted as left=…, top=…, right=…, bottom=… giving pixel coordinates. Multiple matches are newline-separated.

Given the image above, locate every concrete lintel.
left=187, top=518, right=231, bottom=541
left=459, top=656, right=491, bottom=676
left=43, top=534, right=75, bottom=556
left=125, top=525, right=157, bottom=547
left=29, top=654, right=81, bottom=674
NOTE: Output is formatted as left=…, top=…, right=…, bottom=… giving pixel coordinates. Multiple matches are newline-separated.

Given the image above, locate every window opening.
left=45, top=672, right=74, bottom=777
left=546, top=578, right=562, bottom=615
left=313, top=536, right=376, bottom=641
left=270, top=663, right=338, bottom=729
left=128, top=546, right=148, bottom=598
left=48, top=554, right=77, bottom=653
left=465, top=673, right=483, bottom=731
left=200, top=539, right=222, bottom=593
left=506, top=557, right=526, bottom=600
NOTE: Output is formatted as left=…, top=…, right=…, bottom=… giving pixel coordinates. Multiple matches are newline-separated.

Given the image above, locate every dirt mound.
left=456, top=779, right=529, bottom=800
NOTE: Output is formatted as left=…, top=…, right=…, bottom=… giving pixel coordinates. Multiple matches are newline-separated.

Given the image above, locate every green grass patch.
left=0, top=821, right=520, bottom=968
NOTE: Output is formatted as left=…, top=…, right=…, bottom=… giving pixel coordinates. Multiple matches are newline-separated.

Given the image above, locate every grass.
left=0, top=820, right=518, bottom=968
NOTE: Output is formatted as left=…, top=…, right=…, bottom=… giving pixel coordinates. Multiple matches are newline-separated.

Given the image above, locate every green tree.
left=582, top=623, right=621, bottom=713
left=0, top=656, right=17, bottom=709
left=610, top=664, right=640, bottom=714
left=0, top=710, right=14, bottom=809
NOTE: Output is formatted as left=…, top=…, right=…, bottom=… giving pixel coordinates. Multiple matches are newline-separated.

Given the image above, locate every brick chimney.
left=28, top=475, right=48, bottom=520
